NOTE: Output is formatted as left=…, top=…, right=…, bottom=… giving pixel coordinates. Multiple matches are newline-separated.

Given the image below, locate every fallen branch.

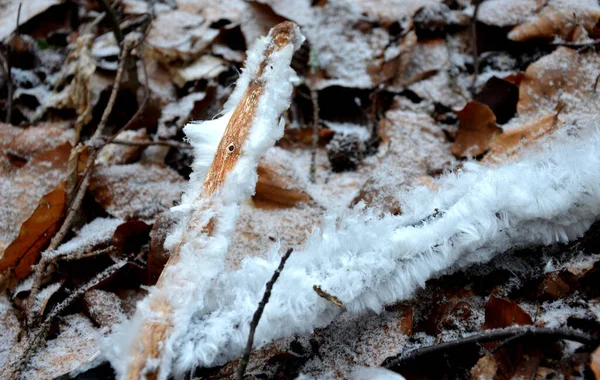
left=383, top=326, right=599, bottom=369
left=309, top=89, right=319, bottom=183
left=470, top=0, right=482, bottom=93
left=114, top=21, right=304, bottom=380
left=236, top=248, right=294, bottom=380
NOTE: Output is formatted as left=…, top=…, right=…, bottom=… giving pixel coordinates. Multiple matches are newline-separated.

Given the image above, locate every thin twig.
left=236, top=248, right=294, bottom=380
left=29, top=36, right=138, bottom=309
left=552, top=39, right=600, bottom=48
left=57, top=246, right=115, bottom=262
left=7, top=261, right=126, bottom=379
left=593, top=73, right=600, bottom=94
left=98, top=0, right=123, bottom=44
left=383, top=326, right=599, bottom=369
left=2, top=3, right=21, bottom=123
left=110, top=139, right=191, bottom=149
left=470, top=0, right=482, bottom=94
left=309, top=89, right=319, bottom=183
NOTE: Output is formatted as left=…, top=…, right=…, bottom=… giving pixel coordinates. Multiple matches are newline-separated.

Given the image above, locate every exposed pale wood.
left=125, top=21, right=300, bottom=380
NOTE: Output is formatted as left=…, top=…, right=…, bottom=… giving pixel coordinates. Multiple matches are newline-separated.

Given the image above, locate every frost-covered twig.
left=236, top=248, right=293, bottom=380
left=383, top=326, right=599, bottom=369
left=107, top=22, right=304, bottom=380
left=309, top=89, right=319, bottom=183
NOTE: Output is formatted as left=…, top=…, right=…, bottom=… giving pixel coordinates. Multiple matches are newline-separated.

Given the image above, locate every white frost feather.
left=105, top=24, right=303, bottom=380
left=169, top=122, right=600, bottom=373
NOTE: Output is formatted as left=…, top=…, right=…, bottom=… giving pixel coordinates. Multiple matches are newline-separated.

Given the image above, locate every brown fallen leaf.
left=484, top=113, right=560, bottom=164
left=508, top=4, right=600, bottom=43
left=147, top=213, right=174, bottom=285
left=89, top=163, right=184, bottom=220
left=255, top=161, right=312, bottom=208
left=84, top=289, right=125, bottom=328
left=452, top=101, right=502, bottom=158
left=473, top=77, right=519, bottom=124
left=0, top=0, right=64, bottom=40
left=0, top=123, right=74, bottom=159
left=0, top=182, right=67, bottom=279
left=483, top=295, right=533, bottom=329
left=111, top=220, right=152, bottom=259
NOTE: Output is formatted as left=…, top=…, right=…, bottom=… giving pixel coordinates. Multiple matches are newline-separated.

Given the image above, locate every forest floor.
left=1, top=0, right=600, bottom=379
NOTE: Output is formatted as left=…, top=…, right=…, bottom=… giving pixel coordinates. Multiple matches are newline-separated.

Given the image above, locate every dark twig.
left=2, top=3, right=21, bottom=123
left=383, top=326, right=599, bottom=369
left=98, top=0, right=123, bottom=44
left=236, top=248, right=294, bottom=380
left=593, top=73, right=600, bottom=94
left=309, top=89, right=319, bottom=183
left=552, top=39, right=600, bottom=48
left=470, top=0, right=482, bottom=94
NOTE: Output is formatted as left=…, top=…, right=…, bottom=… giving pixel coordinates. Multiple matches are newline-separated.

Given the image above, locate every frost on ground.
left=1, top=0, right=600, bottom=379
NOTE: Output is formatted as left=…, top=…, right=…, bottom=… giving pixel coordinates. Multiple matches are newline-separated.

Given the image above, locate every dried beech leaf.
left=452, top=101, right=502, bottom=158
left=473, top=77, right=519, bottom=124
left=111, top=220, right=152, bottom=259
left=254, top=160, right=312, bottom=208
left=84, top=289, right=125, bottom=327
left=508, top=4, right=600, bottom=42
left=484, top=113, right=560, bottom=164
left=517, top=47, right=579, bottom=115
left=0, top=182, right=67, bottom=279
left=483, top=295, right=533, bottom=329
left=0, top=123, right=74, bottom=159
left=89, top=163, right=184, bottom=220
left=0, top=0, right=64, bottom=40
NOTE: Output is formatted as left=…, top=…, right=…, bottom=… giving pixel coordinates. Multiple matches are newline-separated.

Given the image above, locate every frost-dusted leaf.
left=170, top=55, right=227, bottom=88
left=89, top=163, right=184, bottom=220
left=483, top=295, right=533, bottom=329
left=0, top=0, right=64, bottom=40
left=96, top=129, right=147, bottom=166
left=391, top=38, right=448, bottom=89
left=517, top=47, right=578, bottom=114
left=84, top=289, right=125, bottom=328
left=484, top=114, right=560, bottom=164
left=0, top=123, right=74, bottom=159
left=146, top=10, right=220, bottom=64
left=508, top=1, right=600, bottom=42
left=477, top=0, right=541, bottom=28
left=0, top=142, right=71, bottom=249
left=452, top=101, right=502, bottom=158
left=29, top=281, right=63, bottom=319
left=22, top=314, right=101, bottom=379
left=0, top=182, right=66, bottom=279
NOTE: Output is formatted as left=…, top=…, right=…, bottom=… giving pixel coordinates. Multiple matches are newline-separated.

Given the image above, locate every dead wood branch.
left=470, top=0, right=482, bottom=93
left=125, top=21, right=302, bottom=380
left=383, top=326, right=599, bottom=370
left=309, top=89, right=319, bottom=183
left=313, top=285, right=343, bottom=307
left=236, top=248, right=294, bottom=380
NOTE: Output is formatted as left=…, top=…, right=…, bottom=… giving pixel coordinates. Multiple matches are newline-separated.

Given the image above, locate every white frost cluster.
left=169, top=122, right=600, bottom=372
left=105, top=24, right=304, bottom=379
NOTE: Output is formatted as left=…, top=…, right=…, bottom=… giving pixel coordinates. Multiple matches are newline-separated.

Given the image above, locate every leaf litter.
left=1, top=0, right=600, bottom=379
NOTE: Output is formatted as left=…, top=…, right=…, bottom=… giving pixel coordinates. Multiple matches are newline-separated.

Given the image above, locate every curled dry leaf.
left=0, top=182, right=66, bottom=280
left=452, top=101, right=502, bottom=158
left=484, top=113, right=560, bottom=164
left=508, top=2, right=600, bottom=42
